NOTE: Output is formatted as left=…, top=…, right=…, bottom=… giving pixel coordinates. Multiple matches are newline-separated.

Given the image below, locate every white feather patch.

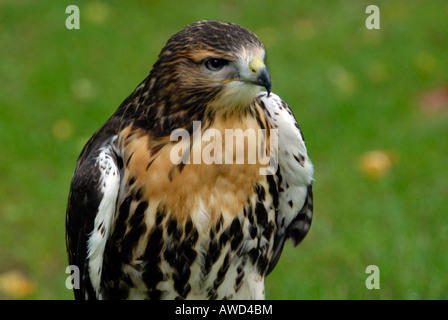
left=259, top=92, right=314, bottom=227
left=259, top=92, right=314, bottom=186
left=87, top=143, right=120, bottom=297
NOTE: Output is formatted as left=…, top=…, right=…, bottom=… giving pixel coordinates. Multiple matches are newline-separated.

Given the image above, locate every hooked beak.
left=249, top=57, right=271, bottom=96
left=253, top=66, right=271, bottom=96
left=220, top=56, right=272, bottom=96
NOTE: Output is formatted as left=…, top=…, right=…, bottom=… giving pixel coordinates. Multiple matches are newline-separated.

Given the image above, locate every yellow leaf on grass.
left=358, top=150, right=396, bottom=179
left=0, top=270, right=36, bottom=299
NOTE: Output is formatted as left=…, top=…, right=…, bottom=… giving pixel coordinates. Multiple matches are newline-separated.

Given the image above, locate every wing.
left=66, top=122, right=123, bottom=300
left=257, top=93, right=314, bottom=274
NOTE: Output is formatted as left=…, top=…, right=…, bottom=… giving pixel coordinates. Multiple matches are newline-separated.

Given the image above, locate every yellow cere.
left=249, top=57, right=265, bottom=74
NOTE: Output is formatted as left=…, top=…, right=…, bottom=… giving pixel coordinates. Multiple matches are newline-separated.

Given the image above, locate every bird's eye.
left=204, top=58, right=228, bottom=71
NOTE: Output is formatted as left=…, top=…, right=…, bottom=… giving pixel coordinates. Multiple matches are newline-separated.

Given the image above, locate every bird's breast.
left=118, top=113, right=272, bottom=223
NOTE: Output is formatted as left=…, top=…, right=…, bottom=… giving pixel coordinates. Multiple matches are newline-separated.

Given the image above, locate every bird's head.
left=149, top=20, right=271, bottom=115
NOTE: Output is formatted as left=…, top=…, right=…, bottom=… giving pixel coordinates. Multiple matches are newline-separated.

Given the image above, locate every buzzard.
left=66, top=20, right=313, bottom=300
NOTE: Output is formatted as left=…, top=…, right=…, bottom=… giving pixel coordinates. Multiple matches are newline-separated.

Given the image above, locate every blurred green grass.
left=0, top=0, right=447, bottom=299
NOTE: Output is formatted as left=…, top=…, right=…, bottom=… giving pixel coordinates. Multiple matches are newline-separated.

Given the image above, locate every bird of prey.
left=66, top=20, right=313, bottom=300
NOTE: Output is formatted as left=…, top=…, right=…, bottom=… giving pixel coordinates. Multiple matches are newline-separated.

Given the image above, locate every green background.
left=0, top=0, right=447, bottom=299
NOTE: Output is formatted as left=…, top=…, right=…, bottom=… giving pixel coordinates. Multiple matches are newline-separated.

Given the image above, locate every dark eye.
left=204, top=58, right=228, bottom=71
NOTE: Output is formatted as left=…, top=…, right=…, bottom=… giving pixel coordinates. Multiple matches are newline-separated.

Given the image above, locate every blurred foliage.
left=0, top=0, right=447, bottom=299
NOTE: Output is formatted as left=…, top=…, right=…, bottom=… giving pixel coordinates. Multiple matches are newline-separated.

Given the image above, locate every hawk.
left=66, top=20, right=314, bottom=300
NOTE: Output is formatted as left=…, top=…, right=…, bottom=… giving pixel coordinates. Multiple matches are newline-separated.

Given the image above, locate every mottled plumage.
left=66, top=20, right=313, bottom=300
